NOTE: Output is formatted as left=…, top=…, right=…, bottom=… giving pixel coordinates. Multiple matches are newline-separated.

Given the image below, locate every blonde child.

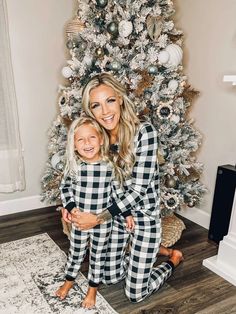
left=55, top=116, right=134, bottom=309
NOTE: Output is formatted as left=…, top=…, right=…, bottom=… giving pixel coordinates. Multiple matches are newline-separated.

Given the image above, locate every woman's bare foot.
left=55, top=280, right=74, bottom=300
left=159, top=245, right=173, bottom=257
left=169, top=249, right=184, bottom=267
left=81, top=287, right=98, bottom=309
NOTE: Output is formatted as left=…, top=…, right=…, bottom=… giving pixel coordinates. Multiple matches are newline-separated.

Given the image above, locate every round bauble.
left=96, top=0, right=108, bottom=8
left=110, top=60, right=122, bottom=71
left=170, top=114, right=180, bottom=124
left=95, top=47, right=105, bottom=58
left=187, top=200, right=196, bottom=208
left=168, top=79, right=179, bottom=92
left=157, top=103, right=173, bottom=119
left=165, top=177, right=177, bottom=188
left=165, top=44, right=183, bottom=67
left=118, top=20, right=133, bottom=37
left=66, top=40, right=74, bottom=50
left=147, top=65, right=158, bottom=75
left=107, top=21, right=119, bottom=36
left=158, top=50, right=170, bottom=64
left=61, top=66, right=73, bottom=78
left=144, top=90, right=152, bottom=100
left=164, top=193, right=179, bottom=210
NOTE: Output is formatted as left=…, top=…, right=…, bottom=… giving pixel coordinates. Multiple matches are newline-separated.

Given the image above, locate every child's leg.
left=55, top=225, right=89, bottom=299
left=81, top=221, right=112, bottom=308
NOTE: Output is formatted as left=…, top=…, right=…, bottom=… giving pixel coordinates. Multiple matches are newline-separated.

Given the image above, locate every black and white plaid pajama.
left=60, top=161, right=113, bottom=287
left=103, top=123, right=173, bottom=302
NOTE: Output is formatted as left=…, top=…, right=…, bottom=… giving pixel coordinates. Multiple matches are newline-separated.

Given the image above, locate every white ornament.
left=165, top=44, right=183, bottom=67
left=170, top=114, right=180, bottom=123
left=118, top=20, right=133, bottom=38
left=168, top=79, right=179, bottom=92
left=62, top=66, right=73, bottom=78
left=51, top=152, right=63, bottom=170
left=158, top=50, right=170, bottom=64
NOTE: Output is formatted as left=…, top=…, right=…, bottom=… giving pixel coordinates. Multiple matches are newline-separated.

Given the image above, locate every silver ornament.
left=107, top=22, right=119, bottom=36
left=96, top=0, right=108, bottom=8
left=166, top=177, right=177, bottom=188
left=147, top=65, right=158, bottom=75
left=118, top=20, right=133, bottom=37
left=110, top=60, right=121, bottom=71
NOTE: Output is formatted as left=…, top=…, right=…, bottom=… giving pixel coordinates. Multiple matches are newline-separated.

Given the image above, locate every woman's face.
left=89, top=84, right=122, bottom=135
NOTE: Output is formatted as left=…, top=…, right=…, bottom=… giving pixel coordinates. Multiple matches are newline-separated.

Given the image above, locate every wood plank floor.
left=1, top=206, right=236, bottom=314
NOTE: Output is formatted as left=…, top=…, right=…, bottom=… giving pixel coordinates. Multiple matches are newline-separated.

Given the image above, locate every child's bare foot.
left=169, top=249, right=184, bottom=267
left=159, top=245, right=173, bottom=257
left=55, top=280, right=74, bottom=300
left=81, top=287, right=98, bottom=309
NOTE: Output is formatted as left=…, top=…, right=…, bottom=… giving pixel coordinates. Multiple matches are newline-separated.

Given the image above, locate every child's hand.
left=61, top=207, right=72, bottom=223
left=125, top=216, right=135, bottom=232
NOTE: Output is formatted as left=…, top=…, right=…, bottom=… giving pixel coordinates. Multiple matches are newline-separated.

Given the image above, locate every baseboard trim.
left=0, top=195, right=56, bottom=216
left=178, top=207, right=210, bottom=230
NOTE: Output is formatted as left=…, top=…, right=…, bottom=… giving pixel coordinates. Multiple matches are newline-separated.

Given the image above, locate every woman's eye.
left=90, top=103, right=100, bottom=109
left=108, top=98, right=116, bottom=103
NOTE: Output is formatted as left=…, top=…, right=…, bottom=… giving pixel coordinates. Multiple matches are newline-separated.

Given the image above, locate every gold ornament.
left=66, top=17, right=85, bottom=37
left=146, top=15, right=163, bottom=41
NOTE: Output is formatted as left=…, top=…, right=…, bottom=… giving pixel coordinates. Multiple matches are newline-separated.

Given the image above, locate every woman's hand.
left=61, top=207, right=72, bottom=223
left=71, top=209, right=99, bottom=230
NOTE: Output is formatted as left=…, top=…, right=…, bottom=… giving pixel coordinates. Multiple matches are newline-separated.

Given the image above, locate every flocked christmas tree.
left=41, top=0, right=206, bottom=221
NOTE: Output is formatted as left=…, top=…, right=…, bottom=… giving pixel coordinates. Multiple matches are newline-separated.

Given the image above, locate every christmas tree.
left=41, top=0, right=206, bottom=219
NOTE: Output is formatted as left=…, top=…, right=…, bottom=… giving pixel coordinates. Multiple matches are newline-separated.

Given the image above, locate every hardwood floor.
left=1, top=206, right=236, bottom=314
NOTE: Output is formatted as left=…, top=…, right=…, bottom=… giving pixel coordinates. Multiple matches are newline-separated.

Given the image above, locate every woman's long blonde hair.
left=82, top=73, right=140, bottom=182
left=64, top=115, right=110, bottom=176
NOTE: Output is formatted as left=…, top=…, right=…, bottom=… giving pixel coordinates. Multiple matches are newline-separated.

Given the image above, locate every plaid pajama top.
left=108, top=122, right=160, bottom=223
left=60, top=161, right=113, bottom=214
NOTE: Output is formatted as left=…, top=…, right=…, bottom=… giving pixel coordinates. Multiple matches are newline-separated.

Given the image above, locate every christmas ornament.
left=61, top=66, right=73, bottom=78
left=187, top=200, right=196, bottom=208
left=165, top=176, right=178, bottom=188
left=168, top=79, right=179, bottom=92
left=147, top=65, right=158, bottom=75
left=118, top=20, right=133, bottom=37
left=146, top=15, right=163, bottom=41
left=51, top=152, right=64, bottom=171
left=165, top=44, right=183, bottom=67
left=157, top=103, right=173, bottom=119
left=144, top=90, right=152, bottom=100
left=66, top=40, right=74, bottom=50
left=170, top=114, right=180, bottom=123
left=95, top=47, right=105, bottom=58
left=96, top=0, right=108, bottom=9
left=107, top=22, right=119, bottom=36
left=110, top=60, right=122, bottom=71
left=66, top=17, right=84, bottom=37
left=158, top=50, right=170, bottom=64
left=164, top=193, right=179, bottom=210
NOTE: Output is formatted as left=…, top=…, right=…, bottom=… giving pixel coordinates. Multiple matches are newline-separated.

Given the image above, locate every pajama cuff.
left=166, top=260, right=175, bottom=271
left=89, top=280, right=99, bottom=287
left=65, top=275, right=75, bottom=281
left=107, top=202, right=131, bottom=218
left=65, top=202, right=76, bottom=212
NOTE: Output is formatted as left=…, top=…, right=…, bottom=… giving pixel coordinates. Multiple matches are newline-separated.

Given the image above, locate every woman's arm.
left=107, top=123, right=158, bottom=217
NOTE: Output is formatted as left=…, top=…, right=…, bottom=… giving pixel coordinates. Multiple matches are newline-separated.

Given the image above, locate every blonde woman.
left=57, top=115, right=134, bottom=308
left=64, top=73, right=183, bottom=303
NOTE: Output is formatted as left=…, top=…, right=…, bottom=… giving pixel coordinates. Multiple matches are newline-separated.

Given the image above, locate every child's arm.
left=125, top=215, right=135, bottom=231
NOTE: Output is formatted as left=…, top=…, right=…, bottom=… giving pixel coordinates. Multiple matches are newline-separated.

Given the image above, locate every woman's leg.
left=124, top=222, right=174, bottom=303
left=103, top=217, right=130, bottom=285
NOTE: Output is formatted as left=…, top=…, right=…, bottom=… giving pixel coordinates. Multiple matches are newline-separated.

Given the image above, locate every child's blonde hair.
left=64, top=115, right=110, bottom=176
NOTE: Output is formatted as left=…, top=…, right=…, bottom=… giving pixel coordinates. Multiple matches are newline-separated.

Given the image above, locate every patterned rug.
left=0, top=233, right=118, bottom=314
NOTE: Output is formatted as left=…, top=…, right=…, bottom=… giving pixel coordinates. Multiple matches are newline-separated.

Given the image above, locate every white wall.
left=175, top=0, right=236, bottom=228
left=0, top=0, right=75, bottom=214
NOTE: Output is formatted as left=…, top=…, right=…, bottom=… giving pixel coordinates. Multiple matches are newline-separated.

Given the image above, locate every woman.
left=62, top=73, right=183, bottom=303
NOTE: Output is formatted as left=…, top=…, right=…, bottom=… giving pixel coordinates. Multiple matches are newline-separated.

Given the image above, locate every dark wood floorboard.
left=1, top=207, right=236, bottom=314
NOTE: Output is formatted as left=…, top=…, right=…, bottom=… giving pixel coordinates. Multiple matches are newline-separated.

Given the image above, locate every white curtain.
left=0, top=0, right=25, bottom=192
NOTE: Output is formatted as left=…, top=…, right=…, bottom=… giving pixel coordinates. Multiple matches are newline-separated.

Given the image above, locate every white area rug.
left=0, top=233, right=118, bottom=314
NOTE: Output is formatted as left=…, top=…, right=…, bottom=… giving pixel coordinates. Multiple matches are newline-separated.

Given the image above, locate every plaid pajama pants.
left=103, top=216, right=173, bottom=302
left=65, top=221, right=112, bottom=287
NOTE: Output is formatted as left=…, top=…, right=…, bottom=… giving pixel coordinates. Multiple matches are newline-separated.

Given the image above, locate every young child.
left=55, top=116, right=134, bottom=309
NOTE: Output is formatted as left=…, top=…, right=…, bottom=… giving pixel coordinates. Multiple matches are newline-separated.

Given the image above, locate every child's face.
left=74, top=123, right=103, bottom=162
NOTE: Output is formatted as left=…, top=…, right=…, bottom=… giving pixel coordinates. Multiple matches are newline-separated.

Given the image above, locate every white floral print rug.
left=0, top=233, right=118, bottom=314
